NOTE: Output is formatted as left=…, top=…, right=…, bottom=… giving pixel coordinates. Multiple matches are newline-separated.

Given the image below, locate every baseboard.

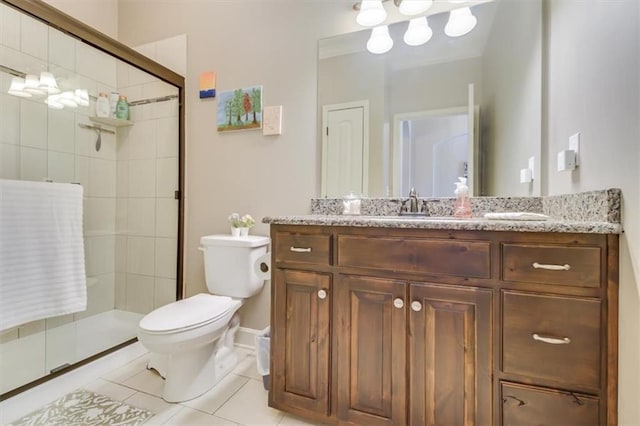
left=235, top=326, right=268, bottom=350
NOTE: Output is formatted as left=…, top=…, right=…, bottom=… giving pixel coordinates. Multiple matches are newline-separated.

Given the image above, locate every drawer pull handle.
left=532, top=262, right=571, bottom=271
left=393, top=298, right=404, bottom=309
left=411, top=301, right=422, bottom=312
left=532, top=333, right=571, bottom=345
left=290, top=247, right=312, bottom=253
left=317, top=289, right=327, bottom=300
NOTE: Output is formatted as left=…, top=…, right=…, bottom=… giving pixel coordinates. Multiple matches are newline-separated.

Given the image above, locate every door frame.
left=321, top=100, right=370, bottom=198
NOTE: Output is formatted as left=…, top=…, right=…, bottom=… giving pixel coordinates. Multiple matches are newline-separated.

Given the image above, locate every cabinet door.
left=409, top=283, right=492, bottom=426
left=271, top=269, right=331, bottom=416
left=336, top=275, right=406, bottom=425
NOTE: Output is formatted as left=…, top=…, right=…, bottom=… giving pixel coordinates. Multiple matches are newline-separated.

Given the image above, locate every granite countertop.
left=262, top=189, right=623, bottom=235
left=262, top=214, right=622, bottom=234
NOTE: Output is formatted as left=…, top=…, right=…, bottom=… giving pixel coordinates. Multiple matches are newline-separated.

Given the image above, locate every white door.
left=321, top=101, right=368, bottom=197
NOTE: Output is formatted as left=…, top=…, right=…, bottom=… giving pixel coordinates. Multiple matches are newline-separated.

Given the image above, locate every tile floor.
left=5, top=346, right=323, bottom=426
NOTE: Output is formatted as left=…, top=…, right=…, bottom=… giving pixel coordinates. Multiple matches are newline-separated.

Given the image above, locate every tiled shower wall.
left=0, top=3, right=179, bottom=348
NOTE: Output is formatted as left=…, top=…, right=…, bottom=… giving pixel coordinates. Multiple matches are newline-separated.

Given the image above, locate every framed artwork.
left=217, top=85, right=262, bottom=132
left=199, top=71, right=216, bottom=98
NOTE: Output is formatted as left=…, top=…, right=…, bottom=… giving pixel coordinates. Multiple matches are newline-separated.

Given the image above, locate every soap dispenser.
left=453, top=177, right=472, bottom=219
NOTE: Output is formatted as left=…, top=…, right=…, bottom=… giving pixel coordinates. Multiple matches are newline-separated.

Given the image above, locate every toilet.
left=137, top=234, right=270, bottom=402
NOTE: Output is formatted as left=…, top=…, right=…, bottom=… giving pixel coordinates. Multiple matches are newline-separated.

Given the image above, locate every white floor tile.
left=124, top=392, right=182, bottom=425
left=122, top=367, right=165, bottom=397
left=183, top=373, right=249, bottom=414
left=164, top=406, right=239, bottom=425
left=83, top=378, right=137, bottom=401
left=232, top=354, right=262, bottom=381
left=215, top=380, right=284, bottom=426
left=102, top=353, right=150, bottom=384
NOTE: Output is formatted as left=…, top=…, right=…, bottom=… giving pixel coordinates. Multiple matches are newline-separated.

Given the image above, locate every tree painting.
left=217, top=85, right=263, bottom=132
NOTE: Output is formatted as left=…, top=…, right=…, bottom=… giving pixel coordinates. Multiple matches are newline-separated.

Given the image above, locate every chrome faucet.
left=400, top=187, right=426, bottom=215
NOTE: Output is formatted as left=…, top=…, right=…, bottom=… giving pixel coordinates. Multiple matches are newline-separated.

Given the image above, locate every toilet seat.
left=139, top=293, right=235, bottom=334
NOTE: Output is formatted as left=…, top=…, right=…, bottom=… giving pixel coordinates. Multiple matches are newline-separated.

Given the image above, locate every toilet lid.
left=139, top=293, right=235, bottom=333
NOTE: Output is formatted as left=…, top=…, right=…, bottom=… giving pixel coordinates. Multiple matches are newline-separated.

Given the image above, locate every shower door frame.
left=0, top=0, right=185, bottom=401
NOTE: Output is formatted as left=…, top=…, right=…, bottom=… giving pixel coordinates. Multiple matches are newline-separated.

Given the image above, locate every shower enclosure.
left=0, top=0, right=184, bottom=398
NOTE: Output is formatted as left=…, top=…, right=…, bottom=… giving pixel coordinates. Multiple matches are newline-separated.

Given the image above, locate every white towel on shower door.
left=0, top=179, right=87, bottom=332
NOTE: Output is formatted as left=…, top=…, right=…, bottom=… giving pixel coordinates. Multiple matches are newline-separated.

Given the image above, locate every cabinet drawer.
left=338, top=236, right=490, bottom=278
left=502, top=244, right=601, bottom=287
left=501, top=382, right=599, bottom=426
left=502, top=291, right=601, bottom=390
left=275, top=232, right=332, bottom=265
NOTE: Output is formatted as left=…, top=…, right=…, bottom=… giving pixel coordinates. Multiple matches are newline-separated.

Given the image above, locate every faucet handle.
left=409, top=187, right=418, bottom=197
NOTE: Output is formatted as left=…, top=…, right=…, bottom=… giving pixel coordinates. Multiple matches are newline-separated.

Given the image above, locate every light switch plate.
left=263, top=105, right=282, bottom=136
left=569, top=132, right=580, bottom=165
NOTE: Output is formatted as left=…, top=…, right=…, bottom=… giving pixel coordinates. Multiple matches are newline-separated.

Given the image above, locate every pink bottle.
left=453, top=177, right=473, bottom=219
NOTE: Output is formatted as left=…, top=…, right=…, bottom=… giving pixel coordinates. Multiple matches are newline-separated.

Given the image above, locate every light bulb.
left=398, top=0, right=433, bottom=16
left=403, top=16, right=433, bottom=46
left=445, top=7, right=477, bottom=37
left=23, top=74, right=46, bottom=95
left=38, top=71, right=60, bottom=94
left=7, top=77, right=32, bottom=98
left=357, top=0, right=387, bottom=27
left=367, top=25, right=393, bottom=54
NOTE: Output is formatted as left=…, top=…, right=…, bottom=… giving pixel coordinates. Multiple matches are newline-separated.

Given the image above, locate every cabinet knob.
left=411, top=301, right=422, bottom=312
left=317, top=289, right=327, bottom=299
left=393, top=298, right=404, bottom=309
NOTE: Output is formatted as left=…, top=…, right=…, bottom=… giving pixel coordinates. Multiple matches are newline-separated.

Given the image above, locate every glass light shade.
left=58, top=91, right=78, bottom=107
left=74, top=89, right=90, bottom=107
left=445, top=7, right=477, bottom=37
left=23, top=74, right=46, bottom=95
left=45, top=95, right=64, bottom=109
left=357, top=0, right=387, bottom=27
left=448, top=0, right=467, bottom=3
left=398, top=0, right=433, bottom=16
left=7, top=77, right=32, bottom=98
left=38, top=71, right=60, bottom=94
left=403, top=16, right=433, bottom=46
left=367, top=25, right=394, bottom=54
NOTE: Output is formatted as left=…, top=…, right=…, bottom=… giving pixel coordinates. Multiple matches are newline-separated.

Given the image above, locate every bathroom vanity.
left=264, top=194, right=620, bottom=426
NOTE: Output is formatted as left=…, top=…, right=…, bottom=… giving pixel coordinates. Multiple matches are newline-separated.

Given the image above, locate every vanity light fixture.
left=403, top=16, right=433, bottom=46
left=45, top=95, right=65, bottom=109
left=397, top=0, right=433, bottom=16
left=367, top=25, right=394, bottom=54
left=7, top=77, right=32, bottom=98
left=74, top=89, right=90, bottom=107
left=444, top=7, right=477, bottom=37
left=57, top=91, right=79, bottom=108
left=357, top=0, right=388, bottom=27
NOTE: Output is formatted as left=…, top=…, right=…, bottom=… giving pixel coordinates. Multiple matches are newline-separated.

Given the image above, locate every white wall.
left=544, top=1, right=640, bottom=424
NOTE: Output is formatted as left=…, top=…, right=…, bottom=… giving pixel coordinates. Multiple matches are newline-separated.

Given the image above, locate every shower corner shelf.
left=89, top=116, right=133, bottom=128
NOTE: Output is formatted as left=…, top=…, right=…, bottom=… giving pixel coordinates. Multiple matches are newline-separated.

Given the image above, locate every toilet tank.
left=199, top=235, right=270, bottom=298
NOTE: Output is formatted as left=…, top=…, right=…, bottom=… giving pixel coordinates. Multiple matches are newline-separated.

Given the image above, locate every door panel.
left=271, top=269, right=331, bottom=416
left=409, top=283, right=492, bottom=426
left=336, top=275, right=406, bottom=425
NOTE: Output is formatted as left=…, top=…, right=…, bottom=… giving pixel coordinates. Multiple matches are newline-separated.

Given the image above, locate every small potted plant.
left=228, top=213, right=255, bottom=237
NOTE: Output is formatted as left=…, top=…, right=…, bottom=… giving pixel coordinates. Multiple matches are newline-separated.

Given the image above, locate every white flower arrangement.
left=228, top=212, right=255, bottom=228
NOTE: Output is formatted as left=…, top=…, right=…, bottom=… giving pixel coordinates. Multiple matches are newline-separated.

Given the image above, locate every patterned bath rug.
left=8, top=389, right=154, bottom=426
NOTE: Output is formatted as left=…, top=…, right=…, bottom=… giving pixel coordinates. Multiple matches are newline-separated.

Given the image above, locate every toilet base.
left=147, top=313, right=241, bottom=403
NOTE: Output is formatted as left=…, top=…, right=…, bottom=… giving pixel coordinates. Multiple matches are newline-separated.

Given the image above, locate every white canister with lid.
left=95, top=93, right=110, bottom=118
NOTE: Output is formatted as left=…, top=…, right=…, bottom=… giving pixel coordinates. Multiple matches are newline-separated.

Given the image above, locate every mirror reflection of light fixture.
left=45, top=95, right=65, bottom=109
left=357, top=0, right=387, bottom=27
left=23, top=74, right=46, bottom=95
left=8, top=77, right=32, bottom=98
left=58, top=91, right=79, bottom=108
left=445, top=7, right=477, bottom=37
left=74, top=89, right=90, bottom=107
left=367, top=25, right=394, bottom=54
left=403, top=16, right=432, bottom=46
left=397, top=0, right=433, bottom=16
left=38, top=71, right=60, bottom=94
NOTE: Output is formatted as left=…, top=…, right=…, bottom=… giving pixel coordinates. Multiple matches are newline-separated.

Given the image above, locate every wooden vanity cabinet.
left=269, top=225, right=618, bottom=426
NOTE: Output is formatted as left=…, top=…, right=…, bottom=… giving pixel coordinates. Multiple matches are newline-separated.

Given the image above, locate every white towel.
left=0, top=179, right=87, bottom=332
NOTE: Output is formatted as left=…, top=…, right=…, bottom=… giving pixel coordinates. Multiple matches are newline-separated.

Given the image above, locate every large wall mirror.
left=318, top=0, right=541, bottom=198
